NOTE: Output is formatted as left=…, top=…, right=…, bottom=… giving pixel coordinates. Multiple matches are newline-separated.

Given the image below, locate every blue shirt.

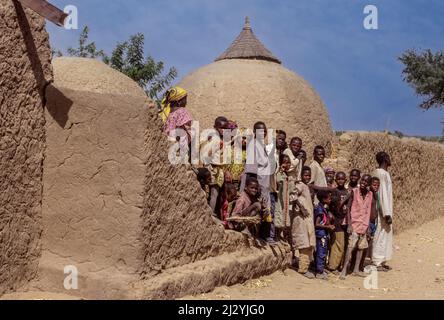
left=314, top=204, right=329, bottom=238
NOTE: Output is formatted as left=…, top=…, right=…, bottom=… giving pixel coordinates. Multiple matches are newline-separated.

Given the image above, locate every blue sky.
left=47, top=0, right=444, bottom=136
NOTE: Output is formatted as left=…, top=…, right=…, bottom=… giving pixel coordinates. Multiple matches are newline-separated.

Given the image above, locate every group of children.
left=194, top=118, right=394, bottom=281
left=159, top=87, right=393, bottom=281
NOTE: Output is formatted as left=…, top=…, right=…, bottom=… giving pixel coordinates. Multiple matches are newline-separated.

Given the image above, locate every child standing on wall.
left=314, top=190, right=335, bottom=280
left=340, top=174, right=373, bottom=280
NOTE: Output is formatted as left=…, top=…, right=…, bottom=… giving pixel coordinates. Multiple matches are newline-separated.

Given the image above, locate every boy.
left=340, top=174, right=373, bottom=280
left=275, top=130, right=288, bottom=160
left=369, top=177, right=381, bottom=238
left=325, top=167, right=336, bottom=188
left=297, top=150, right=307, bottom=168
left=274, top=155, right=291, bottom=236
left=301, top=166, right=315, bottom=203
left=309, top=146, right=327, bottom=190
left=309, top=146, right=336, bottom=205
left=327, top=171, right=350, bottom=273
left=358, top=176, right=381, bottom=271
left=291, top=171, right=317, bottom=279
left=232, top=177, right=263, bottom=234
left=283, top=137, right=303, bottom=180
left=314, top=190, right=335, bottom=280
left=201, top=116, right=230, bottom=215
left=348, top=169, right=361, bottom=189
left=220, top=183, right=239, bottom=229
left=372, top=152, right=394, bottom=271
left=244, top=121, right=275, bottom=244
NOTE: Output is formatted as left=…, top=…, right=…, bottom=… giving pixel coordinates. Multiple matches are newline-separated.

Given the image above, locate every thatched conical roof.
left=215, top=17, right=281, bottom=64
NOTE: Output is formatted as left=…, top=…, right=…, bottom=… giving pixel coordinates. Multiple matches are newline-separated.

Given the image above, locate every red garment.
left=232, top=191, right=252, bottom=216
left=350, top=188, right=373, bottom=235
left=164, top=107, right=192, bottom=136
left=220, top=197, right=233, bottom=229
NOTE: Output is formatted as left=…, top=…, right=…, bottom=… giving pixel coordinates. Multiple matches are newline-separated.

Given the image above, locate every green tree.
left=66, top=26, right=107, bottom=59
left=399, top=49, right=444, bottom=134
left=54, top=27, right=177, bottom=103
left=104, top=33, right=177, bottom=102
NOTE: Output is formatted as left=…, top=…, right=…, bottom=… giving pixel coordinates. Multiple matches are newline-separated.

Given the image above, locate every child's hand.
left=328, top=225, right=336, bottom=232
left=347, top=224, right=353, bottom=234
left=384, top=216, right=393, bottom=225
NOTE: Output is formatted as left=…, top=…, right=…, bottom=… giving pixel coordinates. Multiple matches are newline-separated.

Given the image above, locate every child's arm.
left=239, top=202, right=261, bottom=217
left=346, top=190, right=354, bottom=233
left=308, top=184, right=336, bottom=192
left=315, top=216, right=335, bottom=231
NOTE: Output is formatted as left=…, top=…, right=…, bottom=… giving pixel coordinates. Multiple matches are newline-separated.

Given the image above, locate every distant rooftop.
left=215, top=17, right=282, bottom=64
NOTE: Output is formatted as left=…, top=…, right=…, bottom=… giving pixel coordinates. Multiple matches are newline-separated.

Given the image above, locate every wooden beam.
left=16, top=0, right=68, bottom=27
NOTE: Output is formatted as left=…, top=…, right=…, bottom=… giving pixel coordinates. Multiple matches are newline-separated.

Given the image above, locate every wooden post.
left=16, top=0, right=68, bottom=27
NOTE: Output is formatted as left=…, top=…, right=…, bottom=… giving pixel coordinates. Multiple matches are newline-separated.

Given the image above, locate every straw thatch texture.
left=216, top=17, right=281, bottom=64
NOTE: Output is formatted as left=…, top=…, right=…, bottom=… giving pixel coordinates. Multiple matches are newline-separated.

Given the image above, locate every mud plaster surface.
left=179, top=59, right=333, bottom=155
left=0, top=0, right=52, bottom=295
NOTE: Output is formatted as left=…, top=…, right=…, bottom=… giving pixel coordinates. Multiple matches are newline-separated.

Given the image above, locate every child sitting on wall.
left=231, top=177, right=264, bottom=235
left=196, top=167, right=212, bottom=203
left=220, top=183, right=239, bottom=229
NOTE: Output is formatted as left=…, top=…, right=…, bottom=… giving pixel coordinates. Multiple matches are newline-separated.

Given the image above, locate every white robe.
left=283, top=148, right=302, bottom=180
left=309, top=161, right=327, bottom=205
left=372, top=168, right=394, bottom=265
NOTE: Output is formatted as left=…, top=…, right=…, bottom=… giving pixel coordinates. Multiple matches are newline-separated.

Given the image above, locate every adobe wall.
left=335, top=132, right=444, bottom=233
left=0, top=1, right=52, bottom=294
left=35, top=58, right=289, bottom=299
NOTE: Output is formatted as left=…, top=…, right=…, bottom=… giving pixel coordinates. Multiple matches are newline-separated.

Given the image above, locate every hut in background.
left=179, top=17, right=334, bottom=154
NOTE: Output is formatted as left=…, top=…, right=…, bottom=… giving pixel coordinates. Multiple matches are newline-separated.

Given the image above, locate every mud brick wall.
left=0, top=1, right=52, bottom=294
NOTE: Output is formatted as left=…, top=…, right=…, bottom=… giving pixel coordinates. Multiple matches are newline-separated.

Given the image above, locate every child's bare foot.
left=302, top=271, right=315, bottom=279
left=352, top=271, right=367, bottom=278
left=382, top=264, right=392, bottom=271
left=339, top=273, right=347, bottom=280
left=315, top=273, right=328, bottom=280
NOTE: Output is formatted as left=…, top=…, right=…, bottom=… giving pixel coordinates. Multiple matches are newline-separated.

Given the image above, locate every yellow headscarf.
left=159, top=86, right=187, bottom=122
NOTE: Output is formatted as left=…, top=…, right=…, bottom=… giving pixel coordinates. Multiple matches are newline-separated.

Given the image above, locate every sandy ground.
left=183, top=217, right=444, bottom=300
left=2, top=217, right=443, bottom=300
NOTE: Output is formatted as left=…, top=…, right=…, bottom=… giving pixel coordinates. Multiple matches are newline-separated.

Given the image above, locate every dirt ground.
left=183, top=217, right=444, bottom=300
left=2, top=217, right=443, bottom=300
